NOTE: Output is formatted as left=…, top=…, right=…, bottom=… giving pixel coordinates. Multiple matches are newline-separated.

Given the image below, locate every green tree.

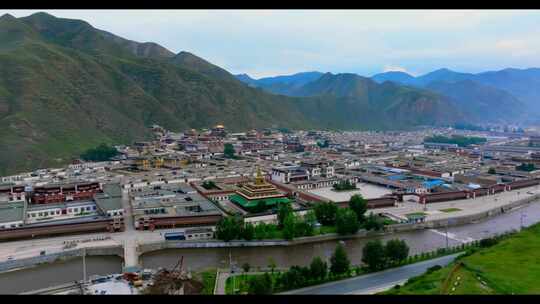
left=384, top=239, right=410, bottom=266
left=295, top=220, right=314, bottom=237
left=309, top=256, right=328, bottom=281
left=304, top=210, right=318, bottom=228
left=277, top=202, right=293, bottom=228
left=330, top=244, right=350, bottom=276
left=314, top=202, right=338, bottom=226
left=277, top=266, right=304, bottom=289
left=362, top=240, right=386, bottom=271
left=254, top=222, right=267, bottom=240
left=242, top=262, right=251, bottom=274
left=282, top=214, right=297, bottom=240
left=333, top=180, right=356, bottom=190
left=248, top=273, right=273, bottom=295
left=349, top=194, right=368, bottom=222
left=317, top=139, right=329, bottom=148
left=201, top=180, right=217, bottom=190
left=215, top=216, right=242, bottom=242
left=242, top=222, right=255, bottom=241
left=364, top=213, right=384, bottom=231
left=80, top=143, right=120, bottom=162
left=268, top=257, right=277, bottom=274
left=335, top=208, right=360, bottom=235
left=488, top=167, right=496, bottom=174
left=224, top=143, right=236, bottom=159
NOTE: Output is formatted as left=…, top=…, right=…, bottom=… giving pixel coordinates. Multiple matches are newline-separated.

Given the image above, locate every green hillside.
left=0, top=13, right=313, bottom=175
left=0, top=12, right=464, bottom=175
left=383, top=223, right=540, bottom=294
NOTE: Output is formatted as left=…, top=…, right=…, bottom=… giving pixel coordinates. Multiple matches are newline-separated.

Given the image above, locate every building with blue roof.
left=422, top=179, right=445, bottom=189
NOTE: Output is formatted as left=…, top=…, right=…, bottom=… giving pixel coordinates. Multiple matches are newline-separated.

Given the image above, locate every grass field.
left=225, top=273, right=280, bottom=294
left=440, top=208, right=462, bottom=213
left=199, top=269, right=217, bottom=295
left=383, top=223, right=540, bottom=294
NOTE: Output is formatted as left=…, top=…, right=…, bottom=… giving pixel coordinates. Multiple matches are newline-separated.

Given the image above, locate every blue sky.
left=2, top=10, right=540, bottom=78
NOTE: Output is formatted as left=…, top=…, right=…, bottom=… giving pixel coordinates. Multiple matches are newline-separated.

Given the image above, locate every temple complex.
left=230, top=167, right=290, bottom=211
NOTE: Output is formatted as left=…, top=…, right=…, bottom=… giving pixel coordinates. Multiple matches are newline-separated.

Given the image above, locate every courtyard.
left=307, top=183, right=392, bottom=201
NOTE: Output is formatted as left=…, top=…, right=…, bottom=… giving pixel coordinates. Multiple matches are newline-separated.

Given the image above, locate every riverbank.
left=8, top=200, right=540, bottom=294
left=3, top=191, right=538, bottom=276
left=222, top=246, right=468, bottom=295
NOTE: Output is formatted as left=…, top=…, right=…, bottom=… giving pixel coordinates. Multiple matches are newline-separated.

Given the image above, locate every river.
left=2, top=201, right=540, bottom=294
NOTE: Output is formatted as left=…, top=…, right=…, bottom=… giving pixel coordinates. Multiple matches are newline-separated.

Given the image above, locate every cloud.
left=382, top=65, right=415, bottom=75
left=1, top=10, right=540, bottom=77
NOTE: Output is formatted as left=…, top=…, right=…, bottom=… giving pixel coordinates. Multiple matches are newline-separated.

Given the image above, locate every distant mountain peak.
left=172, top=51, right=234, bottom=81
left=0, top=13, right=16, bottom=20
left=29, top=12, right=55, bottom=18
left=23, top=11, right=92, bottom=28
left=427, top=68, right=456, bottom=75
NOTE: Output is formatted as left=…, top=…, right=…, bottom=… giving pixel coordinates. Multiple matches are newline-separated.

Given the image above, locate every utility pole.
left=445, top=223, right=449, bottom=250
left=229, top=249, right=235, bottom=294
left=82, top=247, right=87, bottom=285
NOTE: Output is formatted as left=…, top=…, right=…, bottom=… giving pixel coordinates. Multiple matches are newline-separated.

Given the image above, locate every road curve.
left=280, top=253, right=462, bottom=295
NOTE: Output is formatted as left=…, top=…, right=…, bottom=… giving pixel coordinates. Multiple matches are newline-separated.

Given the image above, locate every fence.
left=0, top=245, right=123, bottom=274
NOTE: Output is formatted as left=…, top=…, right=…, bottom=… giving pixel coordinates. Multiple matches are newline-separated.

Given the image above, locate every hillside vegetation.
left=383, top=223, right=540, bottom=294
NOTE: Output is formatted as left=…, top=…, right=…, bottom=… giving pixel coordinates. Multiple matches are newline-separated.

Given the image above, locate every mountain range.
left=372, top=68, right=540, bottom=115
left=0, top=12, right=531, bottom=175
left=238, top=67, right=537, bottom=125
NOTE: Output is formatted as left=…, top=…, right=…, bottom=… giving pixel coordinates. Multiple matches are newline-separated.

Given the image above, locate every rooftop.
left=0, top=202, right=25, bottom=223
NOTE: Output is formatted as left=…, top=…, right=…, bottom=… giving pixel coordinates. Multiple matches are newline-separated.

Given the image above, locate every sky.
left=2, top=9, right=540, bottom=79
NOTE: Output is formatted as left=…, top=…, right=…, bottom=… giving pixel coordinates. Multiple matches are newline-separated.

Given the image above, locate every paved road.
left=374, top=185, right=540, bottom=221
left=281, top=253, right=461, bottom=295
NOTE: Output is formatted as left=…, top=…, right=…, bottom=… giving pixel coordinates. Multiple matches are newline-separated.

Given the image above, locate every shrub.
left=426, top=265, right=442, bottom=274
left=479, top=237, right=499, bottom=248
left=309, top=256, right=328, bottom=281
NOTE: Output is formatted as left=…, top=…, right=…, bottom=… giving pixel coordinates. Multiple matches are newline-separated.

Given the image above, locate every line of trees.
left=424, top=135, right=487, bottom=147
left=332, top=180, right=357, bottom=191
left=216, top=195, right=386, bottom=242
left=516, top=163, right=536, bottom=172
left=215, top=203, right=318, bottom=241
left=245, top=238, right=414, bottom=294
left=80, top=143, right=120, bottom=162
left=247, top=243, right=351, bottom=294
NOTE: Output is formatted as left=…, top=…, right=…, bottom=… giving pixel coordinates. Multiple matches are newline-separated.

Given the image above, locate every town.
left=2, top=123, right=540, bottom=294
